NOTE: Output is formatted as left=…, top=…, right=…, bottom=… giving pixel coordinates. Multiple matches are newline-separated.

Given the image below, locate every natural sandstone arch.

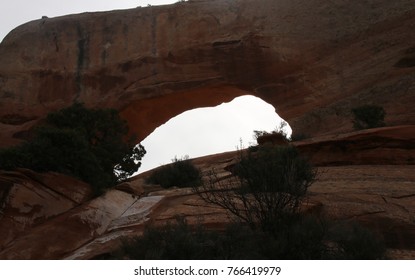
left=1, top=0, right=415, bottom=147
left=136, top=93, right=284, bottom=172
left=120, top=85, right=253, bottom=142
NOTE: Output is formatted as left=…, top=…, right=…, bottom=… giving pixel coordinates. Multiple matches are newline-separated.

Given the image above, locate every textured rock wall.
left=0, top=169, right=93, bottom=251
left=297, top=125, right=415, bottom=166
left=1, top=0, right=415, bottom=146
left=1, top=130, right=414, bottom=259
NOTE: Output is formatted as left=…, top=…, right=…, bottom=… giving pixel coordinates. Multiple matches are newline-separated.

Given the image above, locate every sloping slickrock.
left=107, top=196, right=164, bottom=231
left=63, top=229, right=138, bottom=260
left=0, top=188, right=164, bottom=259
left=0, top=169, right=92, bottom=250
left=310, top=165, right=415, bottom=250
left=0, top=126, right=414, bottom=259
left=297, top=125, right=415, bottom=166
left=0, top=189, right=133, bottom=259
left=64, top=196, right=164, bottom=260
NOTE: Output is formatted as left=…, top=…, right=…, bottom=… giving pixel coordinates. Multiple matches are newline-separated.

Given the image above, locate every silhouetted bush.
left=117, top=217, right=301, bottom=260
left=195, top=145, right=316, bottom=233
left=0, top=103, right=146, bottom=194
left=119, top=217, right=225, bottom=260
left=290, top=132, right=309, bottom=141
left=114, top=216, right=385, bottom=260
left=146, top=156, right=202, bottom=188
left=352, top=105, right=386, bottom=130
left=253, top=121, right=290, bottom=145
left=327, top=221, right=386, bottom=260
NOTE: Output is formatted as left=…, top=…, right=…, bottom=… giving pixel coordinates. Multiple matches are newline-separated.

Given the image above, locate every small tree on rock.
left=0, top=103, right=146, bottom=194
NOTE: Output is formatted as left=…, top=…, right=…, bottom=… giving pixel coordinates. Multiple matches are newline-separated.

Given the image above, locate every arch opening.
left=136, top=95, right=291, bottom=174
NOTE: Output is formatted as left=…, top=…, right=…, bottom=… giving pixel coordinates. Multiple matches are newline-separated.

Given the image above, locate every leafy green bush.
left=0, top=103, right=146, bottom=194
left=146, top=156, right=202, bottom=188
left=352, top=105, right=386, bottom=130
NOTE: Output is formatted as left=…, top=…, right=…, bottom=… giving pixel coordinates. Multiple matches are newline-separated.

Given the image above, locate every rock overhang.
left=0, top=0, right=415, bottom=147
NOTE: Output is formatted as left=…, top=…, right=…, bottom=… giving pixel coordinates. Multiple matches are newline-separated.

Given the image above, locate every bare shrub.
left=194, top=145, right=317, bottom=234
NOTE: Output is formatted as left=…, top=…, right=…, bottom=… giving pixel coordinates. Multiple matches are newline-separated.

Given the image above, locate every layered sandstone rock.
left=297, top=125, right=415, bottom=166
left=0, top=169, right=93, bottom=251
left=0, top=170, right=228, bottom=259
left=1, top=0, right=415, bottom=147
left=0, top=126, right=414, bottom=259
left=0, top=0, right=415, bottom=260
left=1, top=159, right=414, bottom=259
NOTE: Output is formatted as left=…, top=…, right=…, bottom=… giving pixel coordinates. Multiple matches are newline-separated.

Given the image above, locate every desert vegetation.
left=0, top=103, right=146, bottom=194
left=352, top=104, right=386, bottom=130
left=196, top=145, right=315, bottom=233
left=146, top=156, right=202, bottom=188
left=113, top=215, right=384, bottom=260
left=253, top=120, right=290, bottom=144
left=116, top=144, right=385, bottom=260
left=290, top=132, right=309, bottom=141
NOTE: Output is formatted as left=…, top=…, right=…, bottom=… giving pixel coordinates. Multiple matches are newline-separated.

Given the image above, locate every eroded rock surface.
left=0, top=126, right=414, bottom=259
left=0, top=169, right=93, bottom=251
left=297, top=125, right=415, bottom=166
left=1, top=0, right=415, bottom=146
left=0, top=0, right=415, bottom=259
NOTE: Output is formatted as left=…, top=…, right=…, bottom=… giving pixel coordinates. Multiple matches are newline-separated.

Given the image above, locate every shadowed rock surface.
left=297, top=125, right=415, bottom=166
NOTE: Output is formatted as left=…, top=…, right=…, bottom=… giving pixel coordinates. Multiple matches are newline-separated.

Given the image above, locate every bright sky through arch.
left=137, top=95, right=291, bottom=174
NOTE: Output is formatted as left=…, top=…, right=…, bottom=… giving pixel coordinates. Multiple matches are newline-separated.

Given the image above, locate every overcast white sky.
left=0, top=0, right=289, bottom=173
left=139, top=95, right=288, bottom=173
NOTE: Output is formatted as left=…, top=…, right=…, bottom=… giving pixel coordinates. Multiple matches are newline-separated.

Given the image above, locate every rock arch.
left=137, top=94, right=284, bottom=172
left=1, top=0, right=415, bottom=147
left=120, top=85, right=253, bottom=142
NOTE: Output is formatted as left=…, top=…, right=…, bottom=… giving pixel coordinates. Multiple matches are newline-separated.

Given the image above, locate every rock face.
left=0, top=169, right=93, bottom=252
left=0, top=126, right=414, bottom=259
left=0, top=0, right=415, bottom=260
left=1, top=0, right=415, bottom=147
left=0, top=168, right=229, bottom=259
left=297, top=125, right=415, bottom=166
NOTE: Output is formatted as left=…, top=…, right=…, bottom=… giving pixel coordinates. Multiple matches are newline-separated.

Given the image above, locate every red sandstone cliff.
left=0, top=0, right=415, bottom=260
left=1, top=0, right=415, bottom=147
